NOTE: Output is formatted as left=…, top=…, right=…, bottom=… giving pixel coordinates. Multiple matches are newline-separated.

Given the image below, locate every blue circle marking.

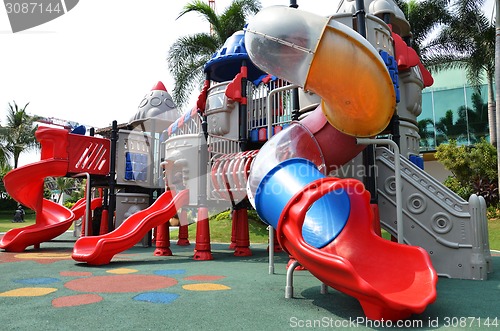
left=133, top=292, right=179, bottom=304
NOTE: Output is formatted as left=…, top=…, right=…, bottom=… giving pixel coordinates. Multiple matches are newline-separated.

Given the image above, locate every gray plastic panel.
left=376, top=147, right=491, bottom=280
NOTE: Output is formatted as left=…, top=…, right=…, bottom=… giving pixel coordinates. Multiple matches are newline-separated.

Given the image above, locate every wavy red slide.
left=71, top=197, right=103, bottom=221
left=0, top=159, right=74, bottom=252
left=72, top=190, right=189, bottom=265
left=277, top=178, right=437, bottom=321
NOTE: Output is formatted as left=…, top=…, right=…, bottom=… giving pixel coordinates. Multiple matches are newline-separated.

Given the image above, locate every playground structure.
left=0, top=0, right=493, bottom=321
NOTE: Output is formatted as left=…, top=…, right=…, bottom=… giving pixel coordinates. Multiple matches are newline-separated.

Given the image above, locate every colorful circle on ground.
left=183, top=275, right=225, bottom=281
left=106, top=268, right=138, bottom=274
left=64, top=275, right=178, bottom=293
left=133, top=292, right=180, bottom=304
left=14, top=277, right=60, bottom=285
left=15, top=252, right=71, bottom=259
left=182, top=283, right=231, bottom=291
left=0, top=287, right=57, bottom=297
left=60, top=271, right=93, bottom=277
left=52, top=294, right=103, bottom=307
left=154, top=269, right=186, bottom=276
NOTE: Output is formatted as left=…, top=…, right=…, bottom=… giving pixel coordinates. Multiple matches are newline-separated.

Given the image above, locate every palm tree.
left=0, top=141, right=9, bottom=168
left=393, top=0, right=451, bottom=151
left=167, top=0, right=261, bottom=108
left=435, top=109, right=468, bottom=145
left=417, top=118, right=435, bottom=149
left=460, top=92, right=489, bottom=143
left=422, top=0, right=496, bottom=145
left=45, top=177, right=78, bottom=204
left=0, top=101, right=40, bottom=168
left=395, top=0, right=451, bottom=57
left=432, top=92, right=488, bottom=146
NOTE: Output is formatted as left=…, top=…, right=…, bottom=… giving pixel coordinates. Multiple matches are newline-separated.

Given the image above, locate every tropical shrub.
left=436, top=139, right=498, bottom=205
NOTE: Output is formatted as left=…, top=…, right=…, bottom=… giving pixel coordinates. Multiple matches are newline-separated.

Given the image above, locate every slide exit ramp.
left=72, top=190, right=189, bottom=265
left=375, top=147, right=492, bottom=280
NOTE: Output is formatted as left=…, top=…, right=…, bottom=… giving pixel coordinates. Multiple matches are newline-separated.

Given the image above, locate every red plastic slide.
left=72, top=190, right=189, bottom=265
left=0, top=159, right=74, bottom=252
left=277, top=178, right=437, bottom=321
left=0, top=162, right=104, bottom=252
left=0, top=126, right=109, bottom=252
left=71, top=197, right=103, bottom=221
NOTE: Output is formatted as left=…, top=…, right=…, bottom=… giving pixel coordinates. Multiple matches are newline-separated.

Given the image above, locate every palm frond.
left=167, top=0, right=262, bottom=108
left=177, top=0, right=221, bottom=33
left=1, top=101, right=39, bottom=168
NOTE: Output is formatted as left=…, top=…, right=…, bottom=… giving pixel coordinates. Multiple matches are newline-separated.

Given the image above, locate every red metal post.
left=99, top=209, right=109, bottom=235
left=177, top=210, right=190, bottom=246
left=229, top=209, right=237, bottom=249
left=234, top=208, right=252, bottom=256
left=193, top=207, right=213, bottom=260
left=154, top=222, right=172, bottom=256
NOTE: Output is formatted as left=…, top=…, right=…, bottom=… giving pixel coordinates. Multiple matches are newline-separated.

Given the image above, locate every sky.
left=0, top=0, right=339, bottom=127
left=0, top=0, right=496, bottom=166
left=0, top=0, right=341, bottom=165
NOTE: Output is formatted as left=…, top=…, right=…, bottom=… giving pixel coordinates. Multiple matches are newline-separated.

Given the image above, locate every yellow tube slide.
left=245, top=6, right=396, bottom=137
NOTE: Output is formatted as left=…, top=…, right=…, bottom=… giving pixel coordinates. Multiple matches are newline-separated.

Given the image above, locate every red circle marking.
left=60, top=271, right=93, bottom=277
left=64, top=275, right=177, bottom=293
left=52, top=294, right=103, bottom=307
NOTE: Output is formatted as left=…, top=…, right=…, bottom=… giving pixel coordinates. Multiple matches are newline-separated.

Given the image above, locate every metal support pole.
left=291, top=88, right=300, bottom=121
left=239, top=61, right=248, bottom=151
left=108, top=120, right=118, bottom=231
left=200, top=116, right=209, bottom=206
left=357, top=138, right=403, bottom=243
left=355, top=0, right=366, bottom=38
left=72, top=172, right=91, bottom=236
left=285, top=260, right=301, bottom=298
left=268, top=226, right=275, bottom=274
left=354, top=0, right=379, bottom=204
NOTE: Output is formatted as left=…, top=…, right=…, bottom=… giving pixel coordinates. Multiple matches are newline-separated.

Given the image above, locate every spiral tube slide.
left=245, top=6, right=436, bottom=319
left=0, top=126, right=105, bottom=252
left=72, top=190, right=189, bottom=265
left=245, top=6, right=396, bottom=137
left=0, top=159, right=74, bottom=252
left=254, top=158, right=437, bottom=320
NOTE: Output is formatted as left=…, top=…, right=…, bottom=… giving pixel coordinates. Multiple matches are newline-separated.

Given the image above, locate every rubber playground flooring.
left=0, top=232, right=499, bottom=331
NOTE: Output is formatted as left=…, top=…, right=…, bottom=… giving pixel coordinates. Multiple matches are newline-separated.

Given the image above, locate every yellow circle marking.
left=182, top=283, right=231, bottom=291
left=106, top=268, right=138, bottom=274
left=15, top=253, right=71, bottom=260
left=0, top=287, right=57, bottom=297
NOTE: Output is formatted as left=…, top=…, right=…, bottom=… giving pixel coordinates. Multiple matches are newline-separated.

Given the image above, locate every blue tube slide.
left=251, top=152, right=350, bottom=248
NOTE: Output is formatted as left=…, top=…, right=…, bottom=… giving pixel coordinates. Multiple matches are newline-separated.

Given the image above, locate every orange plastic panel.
left=306, top=25, right=396, bottom=137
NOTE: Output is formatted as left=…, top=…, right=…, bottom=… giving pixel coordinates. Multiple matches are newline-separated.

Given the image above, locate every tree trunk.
left=488, top=72, right=496, bottom=146
left=496, top=0, right=500, bottom=191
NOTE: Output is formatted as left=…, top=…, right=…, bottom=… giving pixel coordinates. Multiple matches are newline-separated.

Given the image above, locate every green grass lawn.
left=0, top=211, right=36, bottom=232
left=170, top=209, right=270, bottom=244
left=488, top=217, right=500, bottom=250
left=2, top=209, right=500, bottom=250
